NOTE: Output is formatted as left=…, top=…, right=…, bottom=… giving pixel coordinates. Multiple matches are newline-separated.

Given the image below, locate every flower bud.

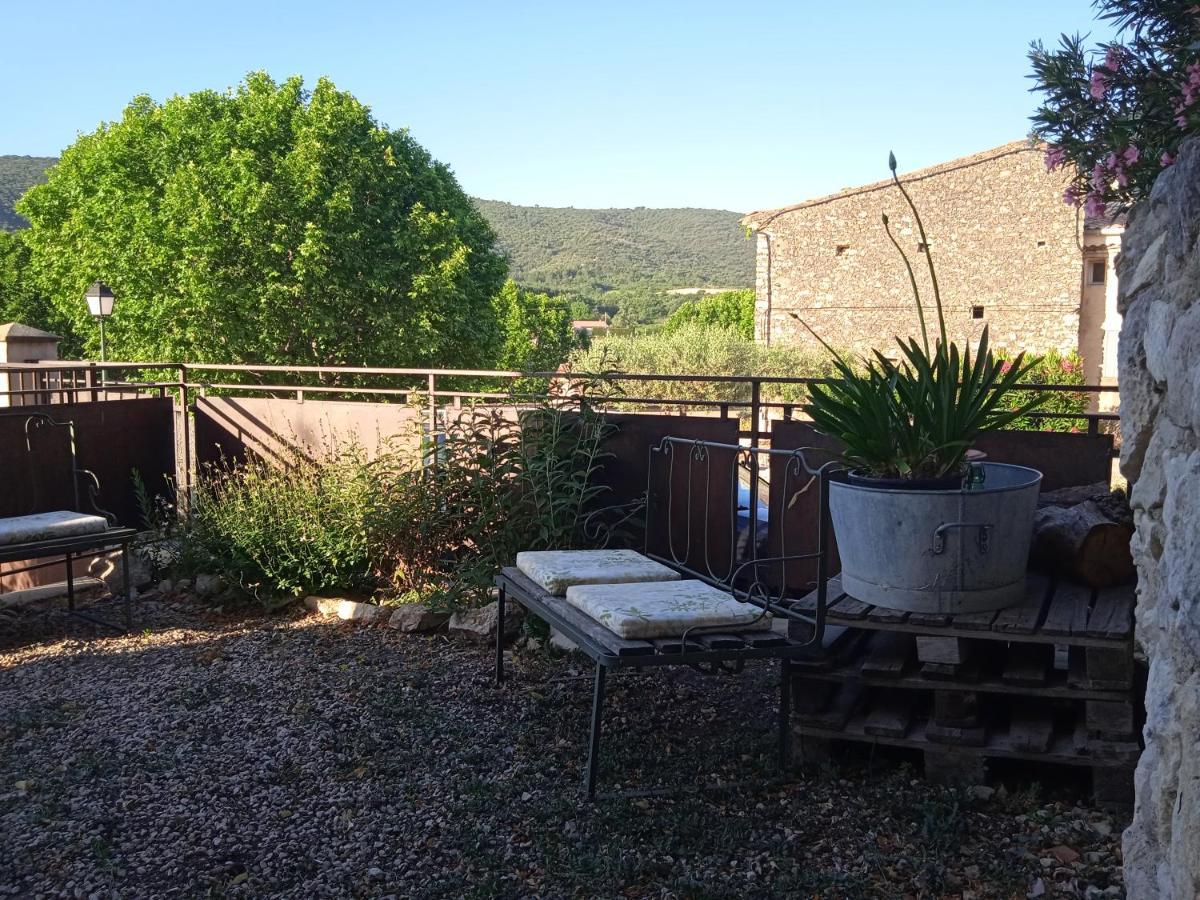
left=888, top=151, right=898, bottom=171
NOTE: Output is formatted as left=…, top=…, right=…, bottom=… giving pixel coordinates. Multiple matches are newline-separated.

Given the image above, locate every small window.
left=835, top=244, right=850, bottom=256
left=1037, top=240, right=1046, bottom=247
left=1090, top=260, right=1107, bottom=284
left=971, top=305, right=985, bottom=320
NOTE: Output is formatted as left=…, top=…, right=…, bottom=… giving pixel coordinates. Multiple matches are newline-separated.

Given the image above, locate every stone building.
left=742, top=142, right=1123, bottom=399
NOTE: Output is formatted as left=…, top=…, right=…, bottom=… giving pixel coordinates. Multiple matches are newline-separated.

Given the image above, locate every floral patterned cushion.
left=565, top=579, right=770, bottom=640
left=0, top=510, right=109, bottom=547
left=515, top=549, right=680, bottom=596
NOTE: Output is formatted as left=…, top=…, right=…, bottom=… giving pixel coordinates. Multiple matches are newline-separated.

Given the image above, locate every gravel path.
left=1, top=597, right=1127, bottom=899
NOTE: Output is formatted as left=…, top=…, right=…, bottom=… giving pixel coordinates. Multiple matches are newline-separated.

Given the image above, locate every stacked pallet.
left=785, top=575, right=1141, bottom=808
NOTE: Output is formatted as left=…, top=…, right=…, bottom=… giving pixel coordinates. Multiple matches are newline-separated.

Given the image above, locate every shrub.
left=182, top=448, right=380, bottom=603
left=997, top=349, right=1090, bottom=432
left=662, top=290, right=755, bottom=339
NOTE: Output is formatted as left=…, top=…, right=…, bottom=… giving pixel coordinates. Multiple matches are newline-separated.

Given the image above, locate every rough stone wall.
left=1118, top=136, right=1200, bottom=900
left=748, top=143, right=1082, bottom=358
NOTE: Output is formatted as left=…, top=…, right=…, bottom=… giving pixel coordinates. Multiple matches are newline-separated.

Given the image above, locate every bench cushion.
left=516, top=549, right=679, bottom=596
left=565, top=579, right=770, bottom=640
left=0, top=510, right=110, bottom=547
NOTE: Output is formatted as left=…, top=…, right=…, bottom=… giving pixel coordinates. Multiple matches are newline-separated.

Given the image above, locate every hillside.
left=472, top=200, right=753, bottom=297
left=1, top=156, right=755, bottom=312
left=0, top=156, right=55, bottom=230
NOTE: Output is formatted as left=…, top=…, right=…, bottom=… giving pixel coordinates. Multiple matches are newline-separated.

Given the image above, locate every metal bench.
left=495, top=436, right=839, bottom=799
left=0, top=412, right=137, bottom=631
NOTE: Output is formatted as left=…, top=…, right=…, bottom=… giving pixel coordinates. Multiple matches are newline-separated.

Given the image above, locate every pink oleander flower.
left=1062, top=358, right=1077, bottom=373
left=1000, top=360, right=1014, bottom=374
left=1091, top=162, right=1109, bottom=191
left=1103, top=46, right=1122, bottom=71
left=1162, top=150, right=1176, bottom=167
left=1044, top=145, right=1067, bottom=172
left=1176, top=113, right=1190, bottom=128
left=1085, top=191, right=1108, bottom=219
left=1122, top=145, right=1140, bottom=165
left=1063, top=185, right=1082, bottom=206
left=1090, top=68, right=1109, bottom=100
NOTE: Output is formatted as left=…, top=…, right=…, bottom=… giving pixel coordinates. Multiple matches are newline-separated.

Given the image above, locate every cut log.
left=1031, top=500, right=1135, bottom=588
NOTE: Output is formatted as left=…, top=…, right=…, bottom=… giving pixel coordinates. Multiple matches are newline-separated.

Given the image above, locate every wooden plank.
left=928, top=689, right=986, bottom=746
left=860, top=632, right=915, bottom=679
left=499, top=569, right=657, bottom=657
left=867, top=605, right=908, bottom=625
left=907, top=610, right=950, bottom=627
left=946, top=608, right=999, bottom=631
left=916, top=635, right=972, bottom=665
left=1085, top=700, right=1137, bottom=741
left=695, top=633, right=746, bottom=650
left=1042, top=582, right=1091, bottom=637
left=992, top=575, right=1051, bottom=635
left=1002, top=643, right=1054, bottom=687
left=863, top=690, right=915, bottom=738
left=1086, top=585, right=1135, bottom=641
left=792, top=678, right=837, bottom=716
left=790, top=575, right=843, bottom=614
left=827, top=593, right=872, bottom=621
left=739, top=630, right=788, bottom=648
left=798, top=682, right=863, bottom=730
left=1009, top=707, right=1054, bottom=753
left=926, top=720, right=987, bottom=747
left=1069, top=645, right=1135, bottom=692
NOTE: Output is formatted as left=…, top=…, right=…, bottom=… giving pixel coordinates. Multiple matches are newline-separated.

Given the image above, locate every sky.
left=2, top=1, right=1114, bottom=213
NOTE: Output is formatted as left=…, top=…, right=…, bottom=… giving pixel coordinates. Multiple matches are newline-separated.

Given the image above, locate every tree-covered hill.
left=472, top=199, right=753, bottom=297
left=0, top=156, right=55, bottom=230
left=3, top=156, right=755, bottom=318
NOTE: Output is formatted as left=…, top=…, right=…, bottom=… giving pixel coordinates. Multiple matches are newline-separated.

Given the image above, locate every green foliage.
left=1029, top=2, right=1200, bottom=211
left=571, top=325, right=839, bottom=405
left=0, top=230, right=64, bottom=337
left=800, top=155, right=1045, bottom=480
left=663, top=290, right=755, bottom=339
left=368, top=390, right=615, bottom=610
left=473, top=199, right=753, bottom=315
left=494, top=279, right=585, bottom=374
left=0, top=156, right=54, bottom=231
left=997, top=349, right=1089, bottom=432
left=184, top=448, right=379, bottom=601
left=16, top=72, right=507, bottom=367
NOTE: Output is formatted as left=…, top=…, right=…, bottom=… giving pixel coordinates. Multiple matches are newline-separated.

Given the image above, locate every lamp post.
left=84, top=281, right=116, bottom=363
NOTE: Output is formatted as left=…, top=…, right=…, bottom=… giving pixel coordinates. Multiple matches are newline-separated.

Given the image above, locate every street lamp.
left=84, top=281, right=116, bottom=362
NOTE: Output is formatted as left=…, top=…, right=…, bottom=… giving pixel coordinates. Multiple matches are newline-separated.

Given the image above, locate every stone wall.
left=1117, top=136, right=1200, bottom=899
left=745, top=143, right=1082, bottom=358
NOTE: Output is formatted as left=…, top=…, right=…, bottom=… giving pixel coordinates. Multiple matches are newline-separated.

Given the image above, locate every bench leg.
left=121, top=544, right=133, bottom=633
left=779, top=657, right=793, bottom=772
left=495, top=585, right=506, bottom=687
left=65, top=551, right=75, bottom=611
left=584, top=662, right=607, bottom=801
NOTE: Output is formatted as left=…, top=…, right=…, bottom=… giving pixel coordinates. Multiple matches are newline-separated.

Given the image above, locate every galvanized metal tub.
left=828, top=463, right=1043, bottom=614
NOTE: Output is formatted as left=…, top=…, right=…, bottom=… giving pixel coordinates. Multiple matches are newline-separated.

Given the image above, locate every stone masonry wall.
left=1118, top=137, right=1200, bottom=900
left=747, top=143, right=1082, bottom=358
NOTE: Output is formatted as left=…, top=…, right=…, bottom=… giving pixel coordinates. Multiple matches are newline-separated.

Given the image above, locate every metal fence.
left=0, top=359, right=1121, bottom=493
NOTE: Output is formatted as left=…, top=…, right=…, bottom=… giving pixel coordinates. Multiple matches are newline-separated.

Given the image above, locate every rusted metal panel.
left=594, top=413, right=739, bottom=577
left=194, top=396, right=422, bottom=468
left=0, top=399, right=174, bottom=528
left=973, top=431, right=1114, bottom=492
left=768, top=420, right=844, bottom=592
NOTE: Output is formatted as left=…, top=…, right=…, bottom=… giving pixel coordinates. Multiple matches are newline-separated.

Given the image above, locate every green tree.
left=662, top=289, right=755, bottom=338
left=17, top=72, right=507, bottom=366
left=0, top=230, right=64, bottom=338
left=494, top=279, right=582, bottom=373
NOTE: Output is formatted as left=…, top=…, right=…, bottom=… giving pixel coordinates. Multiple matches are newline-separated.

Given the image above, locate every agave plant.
left=798, top=153, right=1044, bottom=481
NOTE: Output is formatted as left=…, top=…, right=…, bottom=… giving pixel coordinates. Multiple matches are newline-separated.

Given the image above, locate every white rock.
left=193, top=573, right=223, bottom=597
left=447, top=600, right=523, bottom=643
left=303, top=595, right=385, bottom=623
left=387, top=604, right=449, bottom=633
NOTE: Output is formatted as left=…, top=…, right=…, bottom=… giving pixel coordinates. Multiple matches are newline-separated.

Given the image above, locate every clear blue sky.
left=3, top=1, right=1112, bottom=212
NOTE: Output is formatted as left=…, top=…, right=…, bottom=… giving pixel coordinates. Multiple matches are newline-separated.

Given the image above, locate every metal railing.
left=0, top=360, right=1120, bottom=496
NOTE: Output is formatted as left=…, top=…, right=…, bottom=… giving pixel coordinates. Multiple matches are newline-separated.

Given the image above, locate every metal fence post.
left=427, top=372, right=437, bottom=439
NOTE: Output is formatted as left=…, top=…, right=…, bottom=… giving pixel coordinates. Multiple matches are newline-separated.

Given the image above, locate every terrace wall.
left=1118, top=136, right=1200, bottom=899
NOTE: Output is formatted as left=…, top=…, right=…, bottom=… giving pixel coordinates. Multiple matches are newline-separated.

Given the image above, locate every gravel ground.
left=1, top=595, right=1128, bottom=899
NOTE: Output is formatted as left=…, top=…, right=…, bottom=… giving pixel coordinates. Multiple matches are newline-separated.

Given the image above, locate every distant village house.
left=741, top=142, right=1123, bottom=407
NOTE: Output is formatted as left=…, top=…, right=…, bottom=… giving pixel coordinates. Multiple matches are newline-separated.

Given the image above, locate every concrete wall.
left=747, top=143, right=1083, bottom=359
left=1117, top=136, right=1200, bottom=899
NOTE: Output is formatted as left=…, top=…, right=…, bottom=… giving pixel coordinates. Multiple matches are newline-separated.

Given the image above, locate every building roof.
left=0, top=322, right=60, bottom=341
left=742, top=140, right=1040, bottom=231
left=572, top=319, right=610, bottom=330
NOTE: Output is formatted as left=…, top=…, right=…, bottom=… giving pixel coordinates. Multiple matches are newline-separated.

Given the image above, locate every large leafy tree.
left=493, top=279, right=583, bottom=373
left=17, top=72, right=507, bottom=366
left=662, top=289, right=754, bottom=338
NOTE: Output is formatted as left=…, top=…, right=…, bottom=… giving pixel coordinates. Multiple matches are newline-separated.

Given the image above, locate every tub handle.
left=932, top=522, right=991, bottom=555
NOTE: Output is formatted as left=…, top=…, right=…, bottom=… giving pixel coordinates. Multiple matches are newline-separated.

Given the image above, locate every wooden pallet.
left=788, top=575, right=1142, bottom=808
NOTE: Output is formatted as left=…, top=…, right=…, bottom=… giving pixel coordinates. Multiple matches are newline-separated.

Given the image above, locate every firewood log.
left=1030, top=499, right=1135, bottom=588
